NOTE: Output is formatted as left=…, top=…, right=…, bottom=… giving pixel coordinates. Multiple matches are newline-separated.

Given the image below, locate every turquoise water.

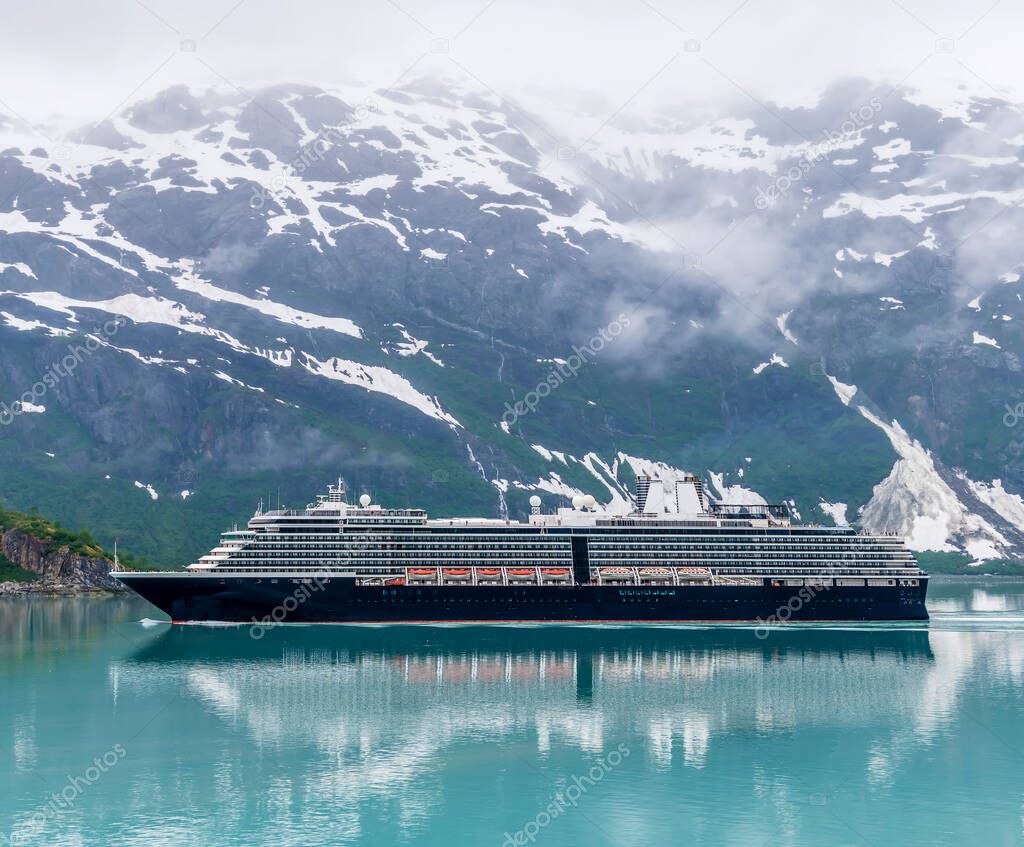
left=2, top=581, right=1023, bottom=846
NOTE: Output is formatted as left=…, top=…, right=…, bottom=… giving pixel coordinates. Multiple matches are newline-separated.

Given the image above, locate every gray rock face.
left=0, top=529, right=125, bottom=592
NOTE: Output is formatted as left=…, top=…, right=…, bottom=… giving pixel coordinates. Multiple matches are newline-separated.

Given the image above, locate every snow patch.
left=134, top=481, right=159, bottom=500
left=391, top=326, right=444, bottom=366
left=752, top=353, right=788, bottom=374
left=0, top=312, right=68, bottom=334
left=823, top=188, right=1024, bottom=225
left=343, top=174, right=398, bottom=194
left=964, top=537, right=1002, bottom=562
left=174, top=263, right=362, bottom=338
left=212, top=370, right=265, bottom=393
left=300, top=353, right=461, bottom=427
left=960, top=476, right=1024, bottom=534
left=776, top=311, right=798, bottom=345
left=580, top=453, right=634, bottom=514
left=874, top=251, right=908, bottom=267
left=0, top=262, right=36, bottom=278
left=873, top=138, right=912, bottom=160
left=818, top=501, right=849, bottom=526
left=826, top=375, right=858, bottom=406
left=531, top=444, right=554, bottom=462
left=857, top=409, right=1007, bottom=554
left=707, top=471, right=767, bottom=506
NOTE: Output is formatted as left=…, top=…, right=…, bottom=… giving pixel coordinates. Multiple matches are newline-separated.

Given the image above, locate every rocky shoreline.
left=1, top=528, right=127, bottom=594
left=0, top=580, right=125, bottom=595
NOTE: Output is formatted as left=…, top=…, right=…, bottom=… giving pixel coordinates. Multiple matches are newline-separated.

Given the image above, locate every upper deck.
left=181, top=476, right=919, bottom=577
left=244, top=477, right=801, bottom=532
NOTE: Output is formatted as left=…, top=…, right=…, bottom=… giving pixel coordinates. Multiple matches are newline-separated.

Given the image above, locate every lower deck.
left=116, top=572, right=930, bottom=624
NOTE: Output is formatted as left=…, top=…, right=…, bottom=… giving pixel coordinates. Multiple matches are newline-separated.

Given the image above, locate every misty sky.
left=0, top=0, right=1020, bottom=130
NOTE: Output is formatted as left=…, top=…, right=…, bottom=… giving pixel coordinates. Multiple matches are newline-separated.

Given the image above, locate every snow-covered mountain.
left=2, top=77, right=1024, bottom=565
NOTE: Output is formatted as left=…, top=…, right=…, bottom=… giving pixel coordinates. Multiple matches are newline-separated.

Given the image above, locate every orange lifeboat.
left=507, top=568, right=534, bottom=576
left=385, top=577, right=406, bottom=586
left=599, top=567, right=634, bottom=581
left=675, top=567, right=713, bottom=580
left=540, top=568, right=570, bottom=576
left=477, top=568, right=501, bottom=577
left=442, top=568, right=471, bottom=576
left=409, top=568, right=437, bottom=576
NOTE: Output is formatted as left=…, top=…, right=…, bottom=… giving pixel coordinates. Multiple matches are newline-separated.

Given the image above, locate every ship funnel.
left=633, top=471, right=705, bottom=516
left=674, top=475, right=706, bottom=515
left=634, top=473, right=652, bottom=512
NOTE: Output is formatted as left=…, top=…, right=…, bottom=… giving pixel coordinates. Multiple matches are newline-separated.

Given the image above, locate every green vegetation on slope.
left=0, top=506, right=108, bottom=558
left=0, top=552, right=38, bottom=583
left=0, top=504, right=157, bottom=570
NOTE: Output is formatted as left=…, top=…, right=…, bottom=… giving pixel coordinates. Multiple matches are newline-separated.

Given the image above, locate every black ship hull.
left=117, top=573, right=930, bottom=624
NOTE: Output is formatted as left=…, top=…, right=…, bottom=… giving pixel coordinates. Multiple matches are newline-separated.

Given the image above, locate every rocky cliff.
left=0, top=529, right=125, bottom=593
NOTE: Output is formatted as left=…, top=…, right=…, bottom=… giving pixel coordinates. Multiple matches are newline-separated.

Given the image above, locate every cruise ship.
left=114, top=474, right=929, bottom=624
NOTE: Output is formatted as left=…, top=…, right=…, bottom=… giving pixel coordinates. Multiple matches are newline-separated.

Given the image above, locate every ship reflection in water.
left=3, top=586, right=1024, bottom=847
left=128, top=625, right=936, bottom=708
left=124, top=626, right=940, bottom=769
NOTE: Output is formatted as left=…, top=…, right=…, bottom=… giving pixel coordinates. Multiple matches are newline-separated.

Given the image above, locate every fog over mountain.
left=3, top=0, right=1023, bottom=123
left=2, top=0, right=1024, bottom=565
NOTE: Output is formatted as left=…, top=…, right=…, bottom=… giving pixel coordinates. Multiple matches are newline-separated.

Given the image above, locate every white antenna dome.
left=571, top=495, right=584, bottom=509
left=529, top=495, right=542, bottom=507
left=359, top=493, right=371, bottom=507
left=583, top=494, right=597, bottom=509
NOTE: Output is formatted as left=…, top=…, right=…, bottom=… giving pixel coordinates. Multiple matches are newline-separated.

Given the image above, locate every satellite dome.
left=359, top=493, right=371, bottom=507
left=571, top=495, right=584, bottom=509
left=529, top=495, right=542, bottom=507
left=583, top=494, right=597, bottom=509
